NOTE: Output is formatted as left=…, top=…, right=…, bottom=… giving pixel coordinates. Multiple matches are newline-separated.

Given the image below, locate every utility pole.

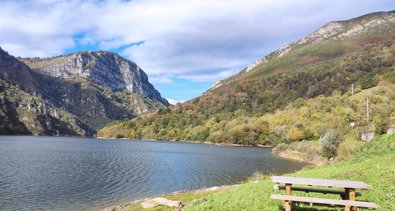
left=351, top=84, right=354, bottom=95
left=366, top=98, right=369, bottom=123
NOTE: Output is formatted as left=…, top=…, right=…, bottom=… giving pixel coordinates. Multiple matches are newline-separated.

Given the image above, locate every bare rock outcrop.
left=20, top=51, right=169, bottom=106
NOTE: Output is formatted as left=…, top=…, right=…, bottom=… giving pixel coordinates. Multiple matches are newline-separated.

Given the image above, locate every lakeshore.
left=100, top=184, right=240, bottom=211
left=97, top=136, right=273, bottom=148
left=100, top=134, right=395, bottom=211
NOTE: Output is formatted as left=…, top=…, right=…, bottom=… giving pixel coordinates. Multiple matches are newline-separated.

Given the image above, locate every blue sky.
left=0, top=0, right=393, bottom=104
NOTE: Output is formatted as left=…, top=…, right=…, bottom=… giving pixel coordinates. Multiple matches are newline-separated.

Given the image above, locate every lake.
left=0, top=136, right=306, bottom=210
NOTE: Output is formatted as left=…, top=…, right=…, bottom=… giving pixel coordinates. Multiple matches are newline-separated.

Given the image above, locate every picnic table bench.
left=271, top=176, right=378, bottom=211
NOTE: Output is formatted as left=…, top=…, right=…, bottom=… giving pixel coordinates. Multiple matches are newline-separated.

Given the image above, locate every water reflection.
left=0, top=136, right=306, bottom=210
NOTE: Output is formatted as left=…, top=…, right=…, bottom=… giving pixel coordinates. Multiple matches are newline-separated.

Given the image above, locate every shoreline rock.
left=141, top=197, right=183, bottom=209
left=99, top=184, right=240, bottom=211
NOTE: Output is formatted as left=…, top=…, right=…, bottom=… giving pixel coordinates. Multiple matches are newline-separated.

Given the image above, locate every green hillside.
left=215, top=10, right=395, bottom=85
left=186, top=134, right=395, bottom=211
left=99, top=11, right=395, bottom=148
left=99, top=80, right=395, bottom=155
left=118, top=134, right=395, bottom=211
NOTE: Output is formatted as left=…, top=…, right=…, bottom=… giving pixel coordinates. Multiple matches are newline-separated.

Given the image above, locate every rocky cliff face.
left=20, top=51, right=169, bottom=106
left=0, top=80, right=95, bottom=136
left=0, top=47, right=168, bottom=136
left=0, top=48, right=95, bottom=136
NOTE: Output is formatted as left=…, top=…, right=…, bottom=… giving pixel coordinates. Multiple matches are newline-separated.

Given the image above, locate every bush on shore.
left=320, top=129, right=344, bottom=159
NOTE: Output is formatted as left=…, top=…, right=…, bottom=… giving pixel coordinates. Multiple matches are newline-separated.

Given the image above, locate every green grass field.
left=121, top=134, right=395, bottom=211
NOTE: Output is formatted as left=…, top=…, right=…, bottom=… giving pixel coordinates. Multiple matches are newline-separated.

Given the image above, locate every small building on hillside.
left=361, top=131, right=375, bottom=141
left=387, top=128, right=395, bottom=135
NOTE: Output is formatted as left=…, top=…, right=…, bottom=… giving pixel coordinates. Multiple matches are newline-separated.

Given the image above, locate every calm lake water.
left=0, top=136, right=306, bottom=210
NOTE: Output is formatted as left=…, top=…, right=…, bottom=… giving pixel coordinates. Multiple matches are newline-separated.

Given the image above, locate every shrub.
left=320, top=129, right=344, bottom=159
left=302, top=128, right=315, bottom=140
left=207, top=130, right=228, bottom=143
left=354, top=86, right=362, bottom=94
left=287, top=126, right=304, bottom=142
left=272, top=143, right=288, bottom=154
left=293, top=98, right=305, bottom=108
left=373, top=113, right=390, bottom=135
left=383, top=70, right=395, bottom=84
left=360, top=73, right=379, bottom=89
left=228, top=124, right=251, bottom=144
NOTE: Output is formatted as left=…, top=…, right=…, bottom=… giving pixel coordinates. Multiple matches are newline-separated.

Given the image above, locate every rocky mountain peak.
left=297, top=10, right=395, bottom=45
left=271, top=11, right=395, bottom=60
left=235, top=10, right=395, bottom=80
left=1, top=47, right=170, bottom=136
left=20, top=51, right=169, bottom=106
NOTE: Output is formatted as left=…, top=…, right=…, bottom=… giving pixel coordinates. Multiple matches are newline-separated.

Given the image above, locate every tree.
left=287, top=126, right=304, bottom=142
left=320, top=129, right=344, bottom=159
left=293, top=98, right=305, bottom=108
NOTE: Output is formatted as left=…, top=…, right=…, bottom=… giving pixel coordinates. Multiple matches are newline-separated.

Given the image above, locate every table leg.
left=284, top=183, right=292, bottom=211
left=345, top=188, right=357, bottom=211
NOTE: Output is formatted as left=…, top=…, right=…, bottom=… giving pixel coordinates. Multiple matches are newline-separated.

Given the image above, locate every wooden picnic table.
left=271, top=176, right=377, bottom=211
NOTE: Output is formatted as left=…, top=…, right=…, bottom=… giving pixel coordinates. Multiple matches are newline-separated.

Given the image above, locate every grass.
left=119, top=186, right=236, bottom=211
left=118, top=134, right=395, bottom=211
left=244, top=41, right=348, bottom=80
left=186, top=134, right=395, bottom=210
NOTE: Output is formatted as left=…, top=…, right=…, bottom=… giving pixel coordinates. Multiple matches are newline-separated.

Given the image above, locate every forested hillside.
left=99, top=11, right=395, bottom=146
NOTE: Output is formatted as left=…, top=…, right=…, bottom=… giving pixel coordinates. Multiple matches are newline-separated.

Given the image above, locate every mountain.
left=19, top=51, right=168, bottom=106
left=98, top=10, right=395, bottom=145
left=0, top=48, right=168, bottom=136
left=191, top=10, right=395, bottom=115
left=208, top=10, right=395, bottom=94
left=0, top=48, right=94, bottom=135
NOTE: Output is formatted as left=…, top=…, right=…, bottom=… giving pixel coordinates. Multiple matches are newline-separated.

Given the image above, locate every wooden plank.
left=272, top=176, right=372, bottom=190
left=271, top=194, right=378, bottom=209
left=274, top=185, right=362, bottom=197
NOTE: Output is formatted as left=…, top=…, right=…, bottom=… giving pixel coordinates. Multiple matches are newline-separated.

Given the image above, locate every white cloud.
left=0, top=0, right=393, bottom=84
left=166, top=98, right=185, bottom=105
